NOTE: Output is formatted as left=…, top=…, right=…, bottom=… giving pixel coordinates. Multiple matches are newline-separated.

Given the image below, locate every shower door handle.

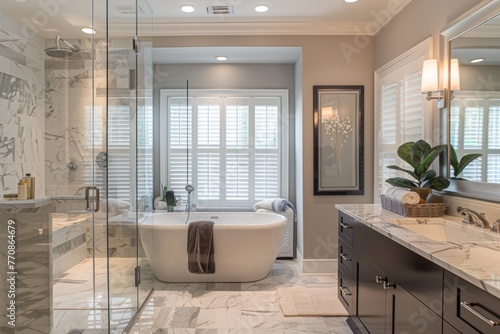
left=85, top=186, right=100, bottom=212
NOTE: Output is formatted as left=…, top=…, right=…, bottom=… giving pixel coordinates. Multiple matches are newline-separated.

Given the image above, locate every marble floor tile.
left=168, top=307, right=201, bottom=328
left=241, top=291, right=279, bottom=311
left=196, top=308, right=241, bottom=329
left=194, top=329, right=240, bottom=334
left=200, top=291, right=241, bottom=309
left=240, top=310, right=284, bottom=329
left=128, top=259, right=353, bottom=334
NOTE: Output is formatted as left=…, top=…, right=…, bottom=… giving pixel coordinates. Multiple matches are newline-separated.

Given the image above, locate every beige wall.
left=153, top=35, right=375, bottom=260
left=375, top=0, right=484, bottom=69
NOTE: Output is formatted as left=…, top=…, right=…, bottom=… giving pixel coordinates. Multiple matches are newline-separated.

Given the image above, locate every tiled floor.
left=129, top=260, right=353, bottom=334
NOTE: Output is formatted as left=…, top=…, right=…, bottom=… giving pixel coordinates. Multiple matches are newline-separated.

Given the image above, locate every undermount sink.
left=388, top=218, right=500, bottom=243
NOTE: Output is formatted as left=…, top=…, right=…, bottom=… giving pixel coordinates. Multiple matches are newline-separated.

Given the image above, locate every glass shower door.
left=106, top=0, right=153, bottom=331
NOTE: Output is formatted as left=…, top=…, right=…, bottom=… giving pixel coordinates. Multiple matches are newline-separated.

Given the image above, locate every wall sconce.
left=450, top=58, right=460, bottom=99
left=421, top=59, right=445, bottom=104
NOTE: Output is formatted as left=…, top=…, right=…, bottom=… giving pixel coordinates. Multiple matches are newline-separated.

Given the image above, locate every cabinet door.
left=386, top=282, right=442, bottom=334
left=443, top=321, right=462, bottom=334
left=357, top=257, right=386, bottom=334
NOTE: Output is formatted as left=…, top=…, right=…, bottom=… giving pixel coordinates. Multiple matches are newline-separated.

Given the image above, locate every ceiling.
left=0, top=0, right=412, bottom=38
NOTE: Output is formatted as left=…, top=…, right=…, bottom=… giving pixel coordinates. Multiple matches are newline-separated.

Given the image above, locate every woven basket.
left=379, top=195, right=445, bottom=217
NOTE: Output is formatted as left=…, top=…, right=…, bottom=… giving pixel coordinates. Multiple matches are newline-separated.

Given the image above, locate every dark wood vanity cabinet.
left=338, top=211, right=500, bottom=334
left=338, top=212, right=443, bottom=333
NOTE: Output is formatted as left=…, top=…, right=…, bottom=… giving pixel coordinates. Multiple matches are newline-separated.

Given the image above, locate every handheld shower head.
left=185, top=185, right=195, bottom=193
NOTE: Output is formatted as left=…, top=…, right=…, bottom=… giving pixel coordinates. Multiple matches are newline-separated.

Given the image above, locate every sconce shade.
left=421, top=59, right=439, bottom=92
left=450, top=58, right=460, bottom=91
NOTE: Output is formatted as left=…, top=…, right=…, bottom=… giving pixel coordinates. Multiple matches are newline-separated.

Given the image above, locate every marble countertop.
left=0, top=196, right=86, bottom=209
left=336, top=204, right=500, bottom=299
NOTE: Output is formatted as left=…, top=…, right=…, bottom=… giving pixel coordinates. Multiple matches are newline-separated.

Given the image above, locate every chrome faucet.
left=184, top=185, right=195, bottom=224
left=457, top=206, right=491, bottom=229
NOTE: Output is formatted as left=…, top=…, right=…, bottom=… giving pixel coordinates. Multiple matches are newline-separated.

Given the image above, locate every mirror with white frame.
left=442, top=0, right=500, bottom=201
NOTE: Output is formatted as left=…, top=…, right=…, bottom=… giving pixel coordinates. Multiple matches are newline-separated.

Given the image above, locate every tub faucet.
left=457, top=206, right=491, bottom=229
left=184, top=185, right=195, bottom=224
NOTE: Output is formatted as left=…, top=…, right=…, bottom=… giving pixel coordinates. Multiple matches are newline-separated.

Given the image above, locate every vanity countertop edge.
left=335, top=203, right=500, bottom=300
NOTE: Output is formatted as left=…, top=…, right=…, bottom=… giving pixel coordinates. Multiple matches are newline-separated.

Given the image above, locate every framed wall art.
left=313, top=85, right=364, bottom=195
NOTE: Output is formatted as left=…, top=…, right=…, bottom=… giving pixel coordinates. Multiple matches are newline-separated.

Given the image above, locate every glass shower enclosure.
left=0, top=0, right=153, bottom=333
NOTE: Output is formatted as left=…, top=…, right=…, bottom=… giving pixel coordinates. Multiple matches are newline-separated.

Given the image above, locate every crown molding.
left=104, top=21, right=381, bottom=36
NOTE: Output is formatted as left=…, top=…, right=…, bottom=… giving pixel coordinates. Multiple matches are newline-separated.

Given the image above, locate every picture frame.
left=313, top=85, right=364, bottom=195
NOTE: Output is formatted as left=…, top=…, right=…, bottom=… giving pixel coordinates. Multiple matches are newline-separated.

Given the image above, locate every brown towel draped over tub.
left=187, top=221, right=215, bottom=274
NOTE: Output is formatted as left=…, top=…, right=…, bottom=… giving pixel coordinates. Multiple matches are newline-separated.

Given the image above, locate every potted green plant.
left=163, top=186, right=176, bottom=212
left=385, top=140, right=450, bottom=201
left=450, top=145, right=482, bottom=180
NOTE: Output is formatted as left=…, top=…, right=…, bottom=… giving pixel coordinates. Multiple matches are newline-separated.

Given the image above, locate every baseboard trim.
left=297, top=248, right=338, bottom=275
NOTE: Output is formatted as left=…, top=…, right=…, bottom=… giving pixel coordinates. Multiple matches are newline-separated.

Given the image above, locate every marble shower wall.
left=44, top=40, right=133, bottom=199
left=44, top=39, right=99, bottom=197
left=0, top=10, right=45, bottom=198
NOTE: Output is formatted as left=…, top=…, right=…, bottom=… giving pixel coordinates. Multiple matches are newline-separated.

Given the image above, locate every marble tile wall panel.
left=0, top=208, right=53, bottom=333
left=0, top=9, right=45, bottom=198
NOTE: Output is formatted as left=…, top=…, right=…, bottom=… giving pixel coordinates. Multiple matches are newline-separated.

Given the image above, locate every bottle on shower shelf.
left=18, top=179, right=27, bottom=200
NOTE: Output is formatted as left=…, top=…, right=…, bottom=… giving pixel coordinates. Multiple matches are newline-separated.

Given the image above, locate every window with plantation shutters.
left=85, top=101, right=153, bottom=204
left=374, top=39, right=431, bottom=199
left=161, top=89, right=289, bottom=209
left=450, top=91, right=500, bottom=183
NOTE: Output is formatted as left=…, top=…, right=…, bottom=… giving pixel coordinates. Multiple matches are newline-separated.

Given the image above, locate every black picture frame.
left=313, top=85, right=364, bottom=195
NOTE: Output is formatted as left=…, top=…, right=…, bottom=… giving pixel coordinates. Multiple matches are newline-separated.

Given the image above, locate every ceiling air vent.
left=206, top=5, right=234, bottom=15
left=112, top=5, right=145, bottom=15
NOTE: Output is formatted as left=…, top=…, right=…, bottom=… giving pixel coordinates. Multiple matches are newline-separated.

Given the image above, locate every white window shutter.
left=165, top=91, right=287, bottom=208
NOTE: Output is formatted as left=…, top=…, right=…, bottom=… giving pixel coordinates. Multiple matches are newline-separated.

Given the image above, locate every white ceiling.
left=0, top=0, right=413, bottom=38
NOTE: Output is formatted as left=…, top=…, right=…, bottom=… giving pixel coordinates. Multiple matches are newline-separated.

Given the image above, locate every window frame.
left=160, top=89, right=289, bottom=210
left=374, top=38, right=433, bottom=200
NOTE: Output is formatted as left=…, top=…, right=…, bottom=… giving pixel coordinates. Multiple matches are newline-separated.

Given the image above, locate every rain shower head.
left=45, top=36, right=79, bottom=58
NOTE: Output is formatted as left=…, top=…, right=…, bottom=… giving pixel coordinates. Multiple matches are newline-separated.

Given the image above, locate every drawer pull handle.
left=383, top=281, right=396, bottom=290
left=340, top=287, right=352, bottom=296
left=340, top=222, right=352, bottom=229
left=340, top=253, right=351, bottom=262
left=375, top=275, right=385, bottom=284
left=461, top=302, right=500, bottom=327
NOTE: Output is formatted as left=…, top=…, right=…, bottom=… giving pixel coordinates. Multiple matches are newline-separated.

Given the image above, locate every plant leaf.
left=396, top=142, right=418, bottom=169
left=386, top=165, right=417, bottom=179
left=416, top=144, right=446, bottom=175
left=410, top=140, right=431, bottom=167
left=385, top=177, right=418, bottom=189
left=420, top=170, right=436, bottom=182
left=450, top=145, right=459, bottom=176
left=456, top=154, right=482, bottom=176
left=421, top=176, right=450, bottom=191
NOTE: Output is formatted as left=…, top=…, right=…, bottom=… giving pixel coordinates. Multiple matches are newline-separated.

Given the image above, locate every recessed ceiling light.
left=81, top=27, right=96, bottom=35
left=344, top=0, right=359, bottom=3
left=470, top=58, right=484, bottom=63
left=254, top=5, right=269, bottom=13
left=181, top=5, right=195, bottom=13
left=215, top=56, right=228, bottom=61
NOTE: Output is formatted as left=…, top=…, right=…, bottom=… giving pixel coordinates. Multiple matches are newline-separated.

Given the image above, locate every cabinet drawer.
left=444, top=271, right=500, bottom=334
left=338, top=238, right=354, bottom=276
left=338, top=266, right=355, bottom=316
left=338, top=213, right=354, bottom=246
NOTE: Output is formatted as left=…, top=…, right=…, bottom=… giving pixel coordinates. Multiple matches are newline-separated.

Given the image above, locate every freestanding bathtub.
left=139, top=212, right=287, bottom=282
